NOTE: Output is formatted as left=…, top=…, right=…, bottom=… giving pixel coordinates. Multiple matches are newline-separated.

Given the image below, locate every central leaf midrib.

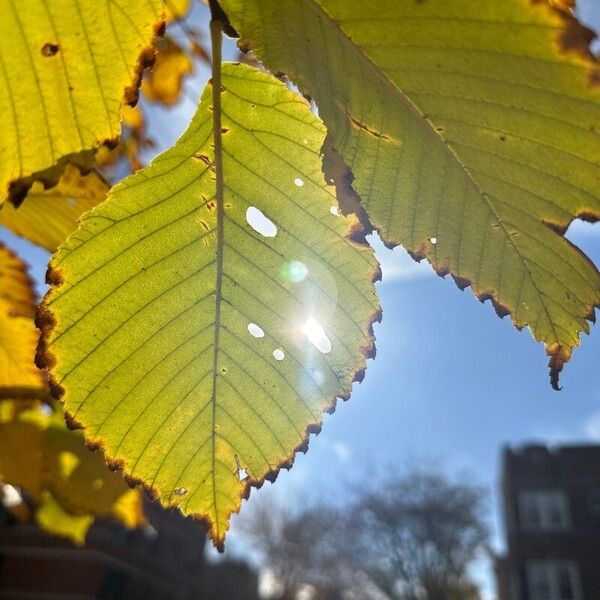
left=209, top=18, right=226, bottom=541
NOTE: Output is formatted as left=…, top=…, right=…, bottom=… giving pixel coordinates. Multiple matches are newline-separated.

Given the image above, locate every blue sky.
left=1, top=2, right=599, bottom=597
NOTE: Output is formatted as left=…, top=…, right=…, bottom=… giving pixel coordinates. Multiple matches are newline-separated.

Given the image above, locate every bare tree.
left=236, top=467, right=488, bottom=600
left=237, top=498, right=352, bottom=599
left=346, top=468, right=488, bottom=600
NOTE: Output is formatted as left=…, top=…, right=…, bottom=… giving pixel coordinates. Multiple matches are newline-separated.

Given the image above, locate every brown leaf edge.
left=321, top=134, right=599, bottom=391
left=6, top=18, right=166, bottom=207
left=537, top=0, right=600, bottom=86
left=34, top=203, right=382, bottom=550
left=302, top=0, right=600, bottom=391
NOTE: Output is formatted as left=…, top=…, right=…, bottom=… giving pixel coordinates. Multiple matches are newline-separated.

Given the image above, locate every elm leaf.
left=221, top=0, right=600, bottom=387
left=39, top=63, right=380, bottom=546
left=0, top=0, right=163, bottom=206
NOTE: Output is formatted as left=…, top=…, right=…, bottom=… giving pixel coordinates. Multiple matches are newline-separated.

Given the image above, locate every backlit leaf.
left=0, top=165, right=109, bottom=252
left=142, top=37, right=194, bottom=106
left=36, top=491, right=94, bottom=545
left=39, top=63, right=380, bottom=546
left=221, top=0, right=600, bottom=387
left=0, top=245, right=45, bottom=399
left=0, top=0, right=163, bottom=206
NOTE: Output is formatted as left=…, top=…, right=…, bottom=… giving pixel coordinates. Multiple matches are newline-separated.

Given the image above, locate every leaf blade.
left=0, top=0, right=163, bottom=205
left=39, top=63, right=381, bottom=545
left=220, top=0, right=600, bottom=386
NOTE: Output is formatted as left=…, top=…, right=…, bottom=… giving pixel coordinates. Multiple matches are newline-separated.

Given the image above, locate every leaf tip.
left=547, top=343, right=571, bottom=391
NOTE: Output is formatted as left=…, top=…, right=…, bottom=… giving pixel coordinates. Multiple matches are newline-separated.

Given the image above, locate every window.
left=518, top=490, right=569, bottom=530
left=527, top=561, right=581, bottom=600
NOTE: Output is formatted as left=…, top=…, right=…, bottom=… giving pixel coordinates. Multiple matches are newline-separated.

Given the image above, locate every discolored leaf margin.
left=36, top=58, right=381, bottom=547
left=220, top=0, right=600, bottom=389
left=0, top=165, right=109, bottom=252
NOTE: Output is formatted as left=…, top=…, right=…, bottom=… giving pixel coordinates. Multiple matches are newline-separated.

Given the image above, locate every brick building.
left=0, top=496, right=258, bottom=599
left=496, top=444, right=600, bottom=600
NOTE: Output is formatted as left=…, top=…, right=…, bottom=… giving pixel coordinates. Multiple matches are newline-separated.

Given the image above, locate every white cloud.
left=583, top=411, right=600, bottom=441
left=331, top=440, right=351, bottom=463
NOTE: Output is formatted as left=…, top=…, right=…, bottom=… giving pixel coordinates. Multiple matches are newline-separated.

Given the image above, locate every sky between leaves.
left=0, top=0, right=599, bottom=595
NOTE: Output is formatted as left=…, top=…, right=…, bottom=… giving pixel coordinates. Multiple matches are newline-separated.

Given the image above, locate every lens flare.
left=302, top=317, right=331, bottom=353
left=281, top=260, right=308, bottom=283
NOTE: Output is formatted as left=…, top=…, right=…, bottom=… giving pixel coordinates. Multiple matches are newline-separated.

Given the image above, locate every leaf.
left=0, top=0, right=163, bottom=206
left=0, top=419, right=45, bottom=498
left=220, top=0, right=600, bottom=387
left=142, top=37, right=194, bottom=106
left=36, top=491, right=94, bottom=545
left=164, top=0, right=194, bottom=22
left=0, top=165, right=109, bottom=252
left=38, top=62, right=380, bottom=546
left=0, top=244, right=45, bottom=399
left=0, top=406, right=146, bottom=544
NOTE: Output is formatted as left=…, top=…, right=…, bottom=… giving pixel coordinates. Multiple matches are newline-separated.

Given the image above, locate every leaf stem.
left=209, top=13, right=224, bottom=546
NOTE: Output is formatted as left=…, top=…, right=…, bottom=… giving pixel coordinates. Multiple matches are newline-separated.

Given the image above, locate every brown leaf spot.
left=41, top=43, right=59, bottom=57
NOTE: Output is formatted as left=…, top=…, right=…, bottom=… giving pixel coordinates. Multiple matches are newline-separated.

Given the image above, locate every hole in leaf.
left=246, top=207, right=277, bottom=237
left=174, top=487, right=187, bottom=496
left=330, top=206, right=340, bottom=216
left=302, top=317, right=332, bottom=353
left=430, top=237, right=438, bottom=245
left=273, top=348, right=285, bottom=361
left=248, top=323, right=265, bottom=338
left=294, top=177, right=304, bottom=187
left=238, top=467, right=248, bottom=481
left=41, top=43, right=59, bottom=57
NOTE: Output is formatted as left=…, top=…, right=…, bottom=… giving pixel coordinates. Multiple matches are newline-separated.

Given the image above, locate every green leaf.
left=0, top=0, right=163, bottom=206
left=0, top=165, right=109, bottom=252
left=39, top=63, right=380, bottom=546
left=220, top=0, right=600, bottom=387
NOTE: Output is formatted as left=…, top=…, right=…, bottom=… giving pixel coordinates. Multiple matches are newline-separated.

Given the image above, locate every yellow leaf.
left=45, top=422, right=145, bottom=525
left=0, top=407, right=146, bottom=540
left=36, top=491, right=94, bottom=545
left=0, top=245, right=45, bottom=399
left=0, top=419, right=45, bottom=500
left=0, top=0, right=163, bottom=206
left=165, top=0, right=193, bottom=21
left=122, top=105, right=145, bottom=131
left=142, top=37, right=194, bottom=106
left=0, top=165, right=109, bottom=252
